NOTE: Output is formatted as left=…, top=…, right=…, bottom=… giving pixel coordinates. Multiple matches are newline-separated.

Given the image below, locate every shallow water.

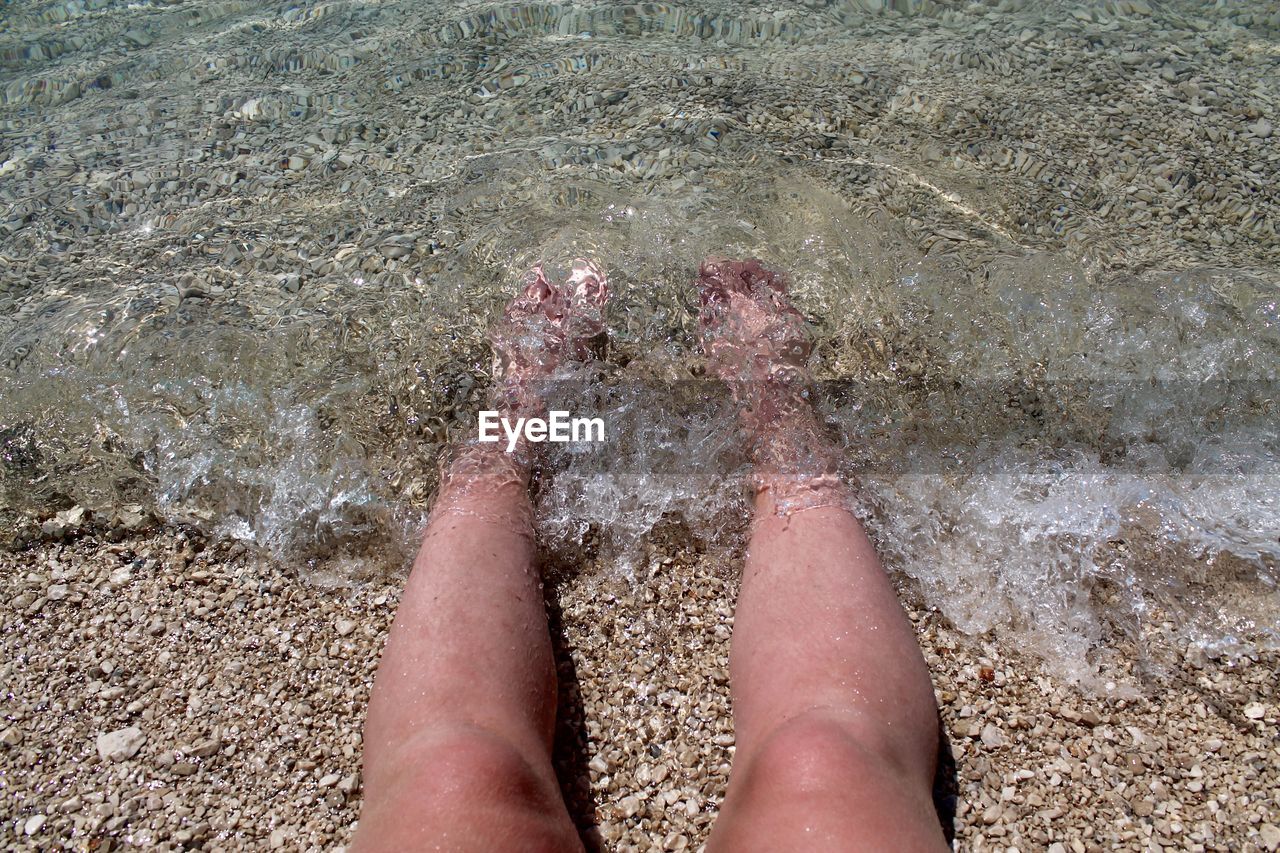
left=2, top=0, right=1278, bottom=683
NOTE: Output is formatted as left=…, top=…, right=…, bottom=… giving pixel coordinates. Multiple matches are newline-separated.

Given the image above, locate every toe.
left=521, top=264, right=555, bottom=303
left=557, top=258, right=609, bottom=351
left=565, top=258, right=609, bottom=309
left=746, top=259, right=790, bottom=296
left=697, top=257, right=750, bottom=312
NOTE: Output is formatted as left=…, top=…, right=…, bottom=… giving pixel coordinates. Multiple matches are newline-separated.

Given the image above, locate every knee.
left=745, top=710, right=932, bottom=797
left=384, top=726, right=551, bottom=809
left=356, top=728, right=576, bottom=852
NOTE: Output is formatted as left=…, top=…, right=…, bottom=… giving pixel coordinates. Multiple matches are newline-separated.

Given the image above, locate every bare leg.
left=353, top=261, right=608, bottom=852
left=698, top=259, right=948, bottom=852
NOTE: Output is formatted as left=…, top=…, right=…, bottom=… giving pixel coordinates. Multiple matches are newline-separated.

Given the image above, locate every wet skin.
left=352, top=258, right=947, bottom=852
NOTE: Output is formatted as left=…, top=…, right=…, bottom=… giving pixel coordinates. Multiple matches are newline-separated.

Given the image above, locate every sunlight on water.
left=2, top=0, right=1278, bottom=683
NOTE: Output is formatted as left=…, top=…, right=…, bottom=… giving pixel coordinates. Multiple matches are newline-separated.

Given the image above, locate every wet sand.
left=2, top=529, right=1276, bottom=851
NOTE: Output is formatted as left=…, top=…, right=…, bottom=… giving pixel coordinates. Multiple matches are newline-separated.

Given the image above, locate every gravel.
left=2, top=530, right=1276, bottom=851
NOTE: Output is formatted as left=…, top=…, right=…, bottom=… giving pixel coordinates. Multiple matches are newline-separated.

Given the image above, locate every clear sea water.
left=1, top=0, right=1278, bottom=683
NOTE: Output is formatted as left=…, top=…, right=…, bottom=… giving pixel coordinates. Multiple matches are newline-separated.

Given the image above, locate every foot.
left=696, top=257, right=845, bottom=515
left=490, top=258, right=609, bottom=418
left=438, top=259, right=610, bottom=509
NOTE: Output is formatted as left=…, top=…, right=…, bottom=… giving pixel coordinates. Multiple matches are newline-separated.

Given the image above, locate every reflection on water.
left=1, top=0, right=1277, bottom=682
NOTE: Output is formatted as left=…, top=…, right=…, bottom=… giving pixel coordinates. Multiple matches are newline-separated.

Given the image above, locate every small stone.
left=58, top=506, right=87, bottom=526
left=318, top=773, right=341, bottom=788
left=46, top=584, right=69, bottom=600
left=96, top=726, right=145, bottom=762
left=1243, top=702, right=1266, bottom=720
left=286, top=156, right=308, bottom=171
left=1079, top=709, right=1101, bottom=726
left=620, top=795, right=641, bottom=818
left=269, top=828, right=287, bottom=848
left=23, top=815, right=46, bottom=835
left=1258, top=823, right=1280, bottom=851
left=0, top=726, right=22, bottom=746
left=171, top=762, right=197, bottom=776
left=117, top=507, right=148, bottom=530
left=1248, top=119, right=1273, bottom=139
left=981, top=723, right=1005, bottom=748
left=191, top=738, right=221, bottom=758
left=1132, top=798, right=1155, bottom=817
left=588, top=755, right=608, bottom=774
left=335, top=619, right=355, bottom=637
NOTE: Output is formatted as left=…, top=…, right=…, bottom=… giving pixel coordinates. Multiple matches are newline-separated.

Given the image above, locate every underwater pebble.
left=2, top=0, right=1280, bottom=847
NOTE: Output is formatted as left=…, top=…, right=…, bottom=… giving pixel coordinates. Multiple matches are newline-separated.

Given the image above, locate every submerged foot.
left=436, top=258, right=610, bottom=516
left=490, top=258, right=609, bottom=415
left=695, top=257, right=845, bottom=514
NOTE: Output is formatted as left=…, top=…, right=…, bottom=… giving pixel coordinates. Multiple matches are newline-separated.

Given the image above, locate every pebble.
left=2, top=0, right=1280, bottom=845
left=2, top=531, right=1279, bottom=850
left=96, top=726, right=145, bottom=762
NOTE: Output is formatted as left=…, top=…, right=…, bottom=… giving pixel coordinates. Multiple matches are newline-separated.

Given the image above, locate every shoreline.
left=2, top=530, right=1276, bottom=851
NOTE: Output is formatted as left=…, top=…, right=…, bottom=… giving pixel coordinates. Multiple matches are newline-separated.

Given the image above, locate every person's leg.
left=697, top=258, right=948, bottom=852
left=353, top=261, right=608, bottom=853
